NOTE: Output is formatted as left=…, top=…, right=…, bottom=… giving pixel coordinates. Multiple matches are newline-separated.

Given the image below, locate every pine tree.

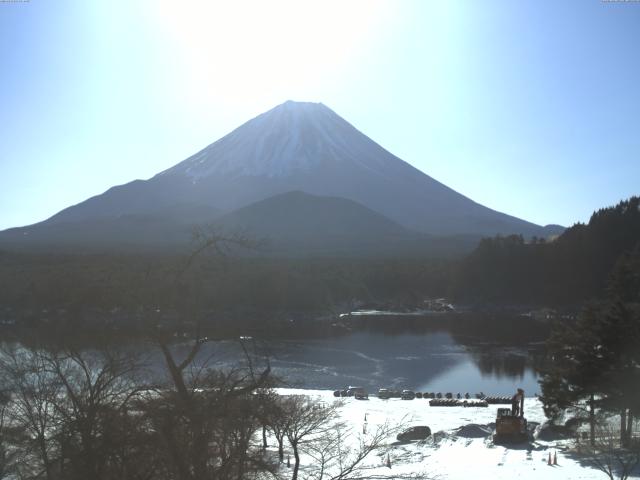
left=540, top=247, right=640, bottom=446
left=539, top=303, right=607, bottom=445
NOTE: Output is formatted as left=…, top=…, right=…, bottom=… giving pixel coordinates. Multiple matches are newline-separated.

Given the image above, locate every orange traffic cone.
left=554, top=452, right=558, bottom=465
left=548, top=452, right=552, bottom=465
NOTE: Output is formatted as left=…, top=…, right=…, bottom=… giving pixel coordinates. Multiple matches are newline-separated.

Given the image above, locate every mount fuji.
left=0, top=101, right=562, bottom=254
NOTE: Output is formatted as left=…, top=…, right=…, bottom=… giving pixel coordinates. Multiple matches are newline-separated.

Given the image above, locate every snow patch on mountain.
left=161, top=101, right=392, bottom=180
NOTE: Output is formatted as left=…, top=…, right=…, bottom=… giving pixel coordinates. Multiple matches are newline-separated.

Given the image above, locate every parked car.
left=347, top=386, right=367, bottom=398
left=401, top=389, right=416, bottom=400
left=397, top=425, right=431, bottom=441
left=377, top=388, right=391, bottom=399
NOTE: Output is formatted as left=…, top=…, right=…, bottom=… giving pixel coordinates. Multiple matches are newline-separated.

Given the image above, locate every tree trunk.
left=262, top=425, right=268, bottom=449
left=37, top=434, right=53, bottom=480
left=292, top=442, right=300, bottom=480
left=620, top=409, right=627, bottom=447
left=589, top=394, right=596, bottom=447
left=192, top=429, right=208, bottom=480
left=625, top=410, right=633, bottom=447
left=277, top=437, right=284, bottom=463
left=80, top=427, right=100, bottom=480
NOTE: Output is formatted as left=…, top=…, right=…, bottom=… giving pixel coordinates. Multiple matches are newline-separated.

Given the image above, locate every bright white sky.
left=1, top=0, right=639, bottom=230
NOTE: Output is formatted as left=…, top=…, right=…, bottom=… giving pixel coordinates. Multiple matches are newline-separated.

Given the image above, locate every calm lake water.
left=4, top=313, right=546, bottom=396
left=171, top=330, right=543, bottom=396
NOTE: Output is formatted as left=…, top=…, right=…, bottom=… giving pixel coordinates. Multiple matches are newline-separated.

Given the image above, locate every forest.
left=0, top=197, right=638, bottom=337
left=453, top=196, right=640, bottom=305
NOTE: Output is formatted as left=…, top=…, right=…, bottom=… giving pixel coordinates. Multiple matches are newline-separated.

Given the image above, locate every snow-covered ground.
left=274, top=389, right=639, bottom=480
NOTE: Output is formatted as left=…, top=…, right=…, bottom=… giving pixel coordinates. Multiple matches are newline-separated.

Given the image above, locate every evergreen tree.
left=453, top=196, right=640, bottom=305
left=540, top=247, right=640, bottom=446
left=539, top=303, right=606, bottom=444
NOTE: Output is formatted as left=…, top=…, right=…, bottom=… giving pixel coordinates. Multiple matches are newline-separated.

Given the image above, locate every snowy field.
left=275, top=389, right=639, bottom=480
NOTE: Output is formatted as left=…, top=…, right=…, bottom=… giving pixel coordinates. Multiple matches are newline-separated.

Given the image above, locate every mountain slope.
left=214, top=191, right=426, bottom=255
left=0, top=204, right=221, bottom=252
left=216, top=191, right=410, bottom=239
left=0, top=191, right=481, bottom=257
left=37, top=101, right=554, bottom=238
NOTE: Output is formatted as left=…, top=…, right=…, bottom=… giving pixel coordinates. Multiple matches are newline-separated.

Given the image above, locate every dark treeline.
left=0, top=249, right=452, bottom=336
left=1, top=197, right=639, bottom=337
left=452, top=196, right=640, bottom=306
left=346, top=311, right=552, bottom=344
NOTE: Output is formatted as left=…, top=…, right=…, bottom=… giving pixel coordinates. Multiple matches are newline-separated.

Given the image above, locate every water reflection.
left=187, top=329, right=543, bottom=395
left=3, top=314, right=547, bottom=396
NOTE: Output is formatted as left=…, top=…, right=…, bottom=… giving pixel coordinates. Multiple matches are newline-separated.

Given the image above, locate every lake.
left=3, top=313, right=547, bottom=396
left=172, top=329, right=543, bottom=396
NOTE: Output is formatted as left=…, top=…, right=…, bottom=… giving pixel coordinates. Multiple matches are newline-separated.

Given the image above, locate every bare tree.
left=267, top=394, right=429, bottom=480
left=147, top=335, right=275, bottom=480
left=183, top=226, right=264, bottom=275
left=0, top=346, right=62, bottom=480
left=45, top=347, right=144, bottom=480
left=302, top=416, right=428, bottom=480
left=266, top=395, right=290, bottom=464
left=575, top=419, right=640, bottom=480
left=0, top=388, right=19, bottom=480
left=0, top=345, right=150, bottom=480
left=124, top=227, right=275, bottom=480
left=277, top=396, right=339, bottom=480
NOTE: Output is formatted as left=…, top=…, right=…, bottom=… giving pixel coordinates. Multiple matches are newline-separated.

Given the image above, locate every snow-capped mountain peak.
left=28, top=100, right=551, bottom=239
left=162, top=100, right=390, bottom=180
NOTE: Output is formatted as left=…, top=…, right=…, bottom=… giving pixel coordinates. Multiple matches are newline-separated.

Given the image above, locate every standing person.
left=511, top=388, right=525, bottom=416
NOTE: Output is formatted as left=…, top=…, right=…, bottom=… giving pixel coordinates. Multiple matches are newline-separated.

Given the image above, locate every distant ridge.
left=214, top=191, right=425, bottom=255
left=0, top=100, right=563, bottom=253
left=216, top=191, right=410, bottom=239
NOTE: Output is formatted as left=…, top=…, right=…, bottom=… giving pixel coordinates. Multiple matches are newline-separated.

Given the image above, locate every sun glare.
left=151, top=0, right=393, bottom=108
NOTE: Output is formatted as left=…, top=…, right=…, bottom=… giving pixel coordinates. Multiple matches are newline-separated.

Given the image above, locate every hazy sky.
left=1, top=0, right=638, bottom=231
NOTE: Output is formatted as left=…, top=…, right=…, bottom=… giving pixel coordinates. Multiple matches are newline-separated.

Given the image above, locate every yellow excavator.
left=493, top=388, right=529, bottom=444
